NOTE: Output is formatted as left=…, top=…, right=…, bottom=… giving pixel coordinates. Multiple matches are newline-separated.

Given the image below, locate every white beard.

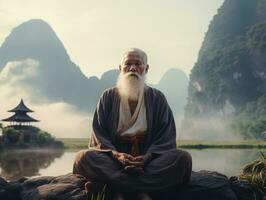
left=116, top=72, right=146, bottom=101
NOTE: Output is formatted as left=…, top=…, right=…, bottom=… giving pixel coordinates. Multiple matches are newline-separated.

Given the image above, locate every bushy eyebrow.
left=124, top=58, right=143, bottom=64
left=125, top=60, right=142, bottom=64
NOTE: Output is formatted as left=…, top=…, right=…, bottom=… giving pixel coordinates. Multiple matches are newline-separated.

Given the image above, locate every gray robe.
left=73, top=86, right=192, bottom=191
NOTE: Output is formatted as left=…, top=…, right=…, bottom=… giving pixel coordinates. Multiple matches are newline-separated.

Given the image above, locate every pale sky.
left=0, top=0, right=224, bottom=83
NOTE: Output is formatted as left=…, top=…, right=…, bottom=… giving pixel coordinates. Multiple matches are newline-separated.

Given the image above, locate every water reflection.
left=0, top=149, right=64, bottom=180
left=0, top=149, right=264, bottom=180
left=188, top=149, right=263, bottom=177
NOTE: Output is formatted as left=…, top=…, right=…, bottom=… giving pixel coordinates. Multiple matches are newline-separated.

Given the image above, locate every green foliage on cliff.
left=185, top=0, right=266, bottom=138
left=232, top=96, right=266, bottom=139
left=247, top=21, right=266, bottom=50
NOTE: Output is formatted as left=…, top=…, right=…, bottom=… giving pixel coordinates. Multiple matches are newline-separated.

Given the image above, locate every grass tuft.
left=89, top=185, right=107, bottom=200
left=238, top=151, right=266, bottom=192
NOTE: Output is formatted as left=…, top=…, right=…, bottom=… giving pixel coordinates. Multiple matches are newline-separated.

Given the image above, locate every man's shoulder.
left=146, top=86, right=172, bottom=113
left=100, top=87, right=118, bottom=100
left=102, top=87, right=118, bottom=95
left=145, top=86, right=166, bottom=100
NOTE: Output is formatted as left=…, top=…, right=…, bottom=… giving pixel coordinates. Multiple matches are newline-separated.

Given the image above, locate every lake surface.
left=0, top=148, right=263, bottom=181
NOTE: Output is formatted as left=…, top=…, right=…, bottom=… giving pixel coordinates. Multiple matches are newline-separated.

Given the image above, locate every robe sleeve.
left=89, top=90, right=116, bottom=151
left=146, top=91, right=177, bottom=155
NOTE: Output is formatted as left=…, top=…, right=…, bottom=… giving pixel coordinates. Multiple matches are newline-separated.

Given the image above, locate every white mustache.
left=126, top=72, right=140, bottom=79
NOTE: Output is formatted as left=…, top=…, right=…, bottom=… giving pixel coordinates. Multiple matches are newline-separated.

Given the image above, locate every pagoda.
left=2, top=99, right=39, bottom=126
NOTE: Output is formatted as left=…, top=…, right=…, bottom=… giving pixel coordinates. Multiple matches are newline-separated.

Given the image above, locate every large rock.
left=176, top=170, right=238, bottom=200
left=0, top=176, right=22, bottom=200
left=21, top=174, right=87, bottom=200
left=0, top=171, right=264, bottom=200
left=230, top=176, right=265, bottom=200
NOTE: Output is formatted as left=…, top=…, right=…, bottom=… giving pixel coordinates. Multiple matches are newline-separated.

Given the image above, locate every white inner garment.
left=117, top=88, right=147, bottom=136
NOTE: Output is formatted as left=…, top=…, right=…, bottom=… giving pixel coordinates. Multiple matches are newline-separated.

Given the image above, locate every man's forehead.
left=123, top=52, right=143, bottom=62
left=120, top=48, right=147, bottom=65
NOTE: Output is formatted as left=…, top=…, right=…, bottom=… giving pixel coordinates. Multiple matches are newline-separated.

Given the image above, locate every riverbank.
left=177, top=140, right=266, bottom=149
left=58, top=138, right=266, bottom=150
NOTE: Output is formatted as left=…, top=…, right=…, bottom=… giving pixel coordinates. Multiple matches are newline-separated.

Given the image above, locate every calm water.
left=0, top=149, right=263, bottom=181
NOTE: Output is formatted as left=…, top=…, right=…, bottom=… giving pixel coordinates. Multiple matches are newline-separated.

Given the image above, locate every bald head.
left=120, top=48, right=148, bottom=66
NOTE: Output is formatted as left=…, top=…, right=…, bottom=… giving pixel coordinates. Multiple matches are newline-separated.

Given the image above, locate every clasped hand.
left=112, top=151, right=151, bottom=174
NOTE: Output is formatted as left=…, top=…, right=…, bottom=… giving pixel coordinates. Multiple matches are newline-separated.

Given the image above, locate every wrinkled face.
left=120, top=53, right=148, bottom=78
left=117, top=51, right=148, bottom=101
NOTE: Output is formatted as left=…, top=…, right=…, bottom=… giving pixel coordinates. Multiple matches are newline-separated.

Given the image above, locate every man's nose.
left=129, top=64, right=137, bottom=71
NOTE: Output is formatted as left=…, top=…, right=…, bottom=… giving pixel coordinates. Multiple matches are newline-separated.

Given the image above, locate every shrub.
left=3, top=127, right=20, bottom=143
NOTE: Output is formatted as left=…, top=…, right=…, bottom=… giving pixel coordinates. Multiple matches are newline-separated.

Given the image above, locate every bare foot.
left=84, top=181, right=93, bottom=193
left=136, top=192, right=152, bottom=200
left=84, top=181, right=104, bottom=193
left=113, top=193, right=125, bottom=200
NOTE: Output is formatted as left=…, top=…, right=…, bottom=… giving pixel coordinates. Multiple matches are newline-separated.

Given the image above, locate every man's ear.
left=145, top=65, right=149, bottom=73
left=119, top=65, right=121, bottom=72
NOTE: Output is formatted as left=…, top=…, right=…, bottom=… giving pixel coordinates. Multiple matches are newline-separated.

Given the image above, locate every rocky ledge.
left=0, top=171, right=265, bottom=200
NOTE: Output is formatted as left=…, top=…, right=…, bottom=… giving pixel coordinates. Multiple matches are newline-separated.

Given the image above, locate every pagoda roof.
left=8, top=99, right=34, bottom=113
left=2, top=112, right=39, bottom=122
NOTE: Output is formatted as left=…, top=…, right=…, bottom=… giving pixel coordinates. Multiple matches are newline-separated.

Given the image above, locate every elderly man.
left=73, top=48, right=192, bottom=200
